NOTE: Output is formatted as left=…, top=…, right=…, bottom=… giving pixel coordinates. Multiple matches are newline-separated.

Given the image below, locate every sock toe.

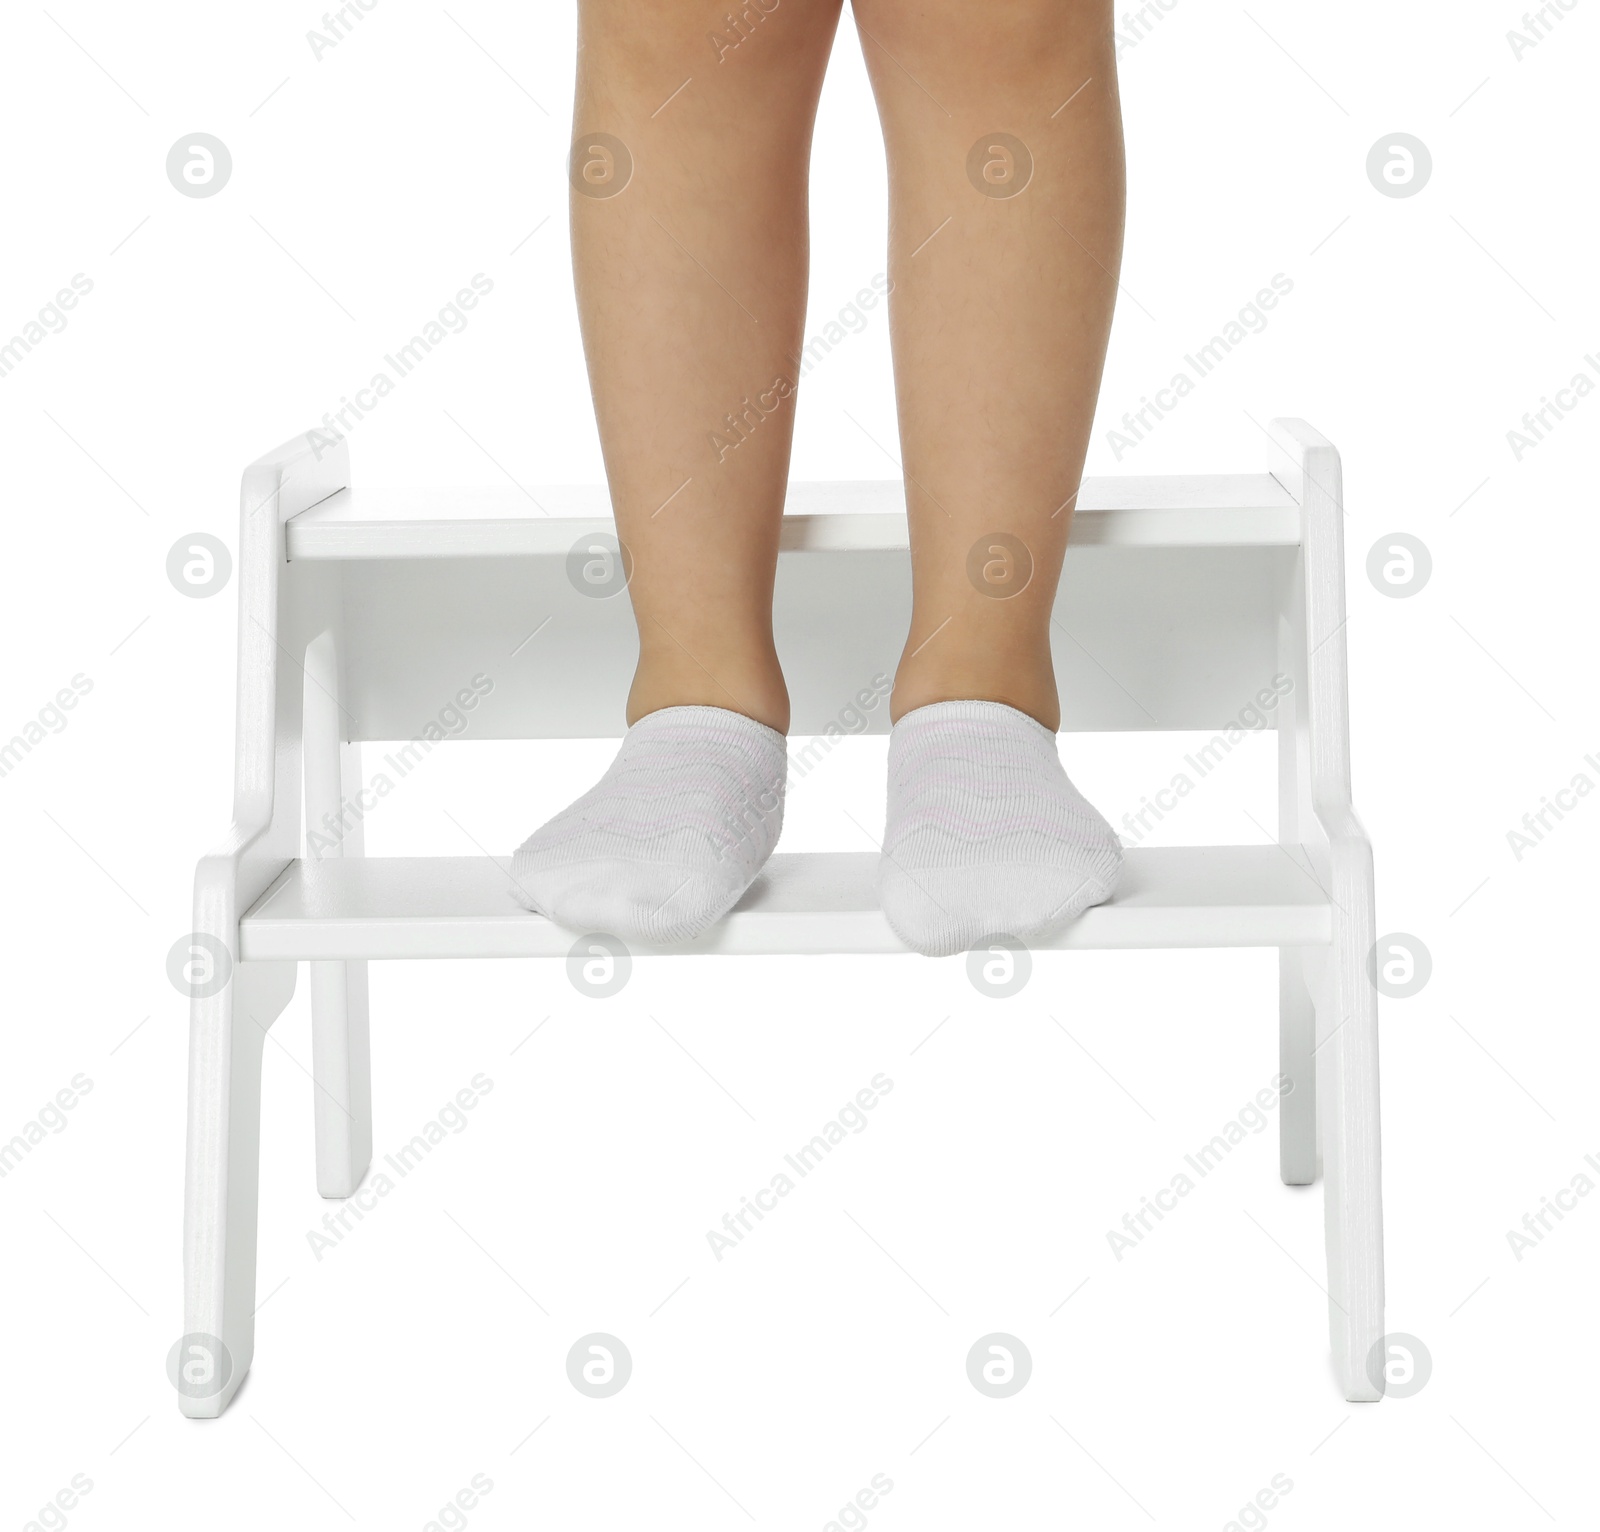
left=512, top=854, right=748, bottom=946
left=882, top=855, right=1120, bottom=958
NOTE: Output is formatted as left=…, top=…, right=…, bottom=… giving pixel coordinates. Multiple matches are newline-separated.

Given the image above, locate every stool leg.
left=1278, top=947, right=1317, bottom=1185
left=311, top=947, right=372, bottom=1198
left=181, top=958, right=297, bottom=1417
left=1320, top=910, right=1385, bottom=1402
left=304, top=634, right=373, bottom=1198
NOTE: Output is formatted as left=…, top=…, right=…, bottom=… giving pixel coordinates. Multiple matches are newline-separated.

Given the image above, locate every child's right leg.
left=512, top=0, right=845, bottom=943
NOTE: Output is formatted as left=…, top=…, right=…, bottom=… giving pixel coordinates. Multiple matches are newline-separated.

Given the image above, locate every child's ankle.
left=889, top=661, right=1059, bottom=731
left=626, top=656, right=789, bottom=733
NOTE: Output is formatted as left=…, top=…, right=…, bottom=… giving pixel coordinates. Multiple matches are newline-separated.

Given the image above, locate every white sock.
left=878, top=700, right=1122, bottom=957
left=510, top=705, right=786, bottom=945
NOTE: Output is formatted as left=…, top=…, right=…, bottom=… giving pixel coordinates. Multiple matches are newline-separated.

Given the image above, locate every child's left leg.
left=854, top=0, right=1128, bottom=955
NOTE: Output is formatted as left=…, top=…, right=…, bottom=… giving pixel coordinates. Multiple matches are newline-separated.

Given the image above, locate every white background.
left=2, top=2, right=1597, bottom=1528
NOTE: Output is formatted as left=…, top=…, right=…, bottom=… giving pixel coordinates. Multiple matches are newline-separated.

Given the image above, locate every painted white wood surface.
left=240, top=845, right=1333, bottom=961
left=1268, top=419, right=1385, bottom=1403
left=317, top=543, right=1293, bottom=739
left=302, top=630, right=373, bottom=1201
left=183, top=418, right=1385, bottom=1414
left=287, top=474, right=1302, bottom=558
left=183, top=431, right=350, bottom=1418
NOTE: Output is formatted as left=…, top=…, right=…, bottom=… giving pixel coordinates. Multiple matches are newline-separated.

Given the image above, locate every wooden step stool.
left=180, top=417, right=1384, bottom=1414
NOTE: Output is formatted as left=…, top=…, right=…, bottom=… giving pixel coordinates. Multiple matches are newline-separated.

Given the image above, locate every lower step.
left=240, top=846, right=1331, bottom=960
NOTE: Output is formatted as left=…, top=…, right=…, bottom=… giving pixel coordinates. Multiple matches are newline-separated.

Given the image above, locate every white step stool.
left=180, top=417, right=1384, bottom=1414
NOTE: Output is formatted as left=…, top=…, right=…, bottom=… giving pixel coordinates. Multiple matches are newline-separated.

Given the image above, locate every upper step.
left=287, top=475, right=1301, bottom=559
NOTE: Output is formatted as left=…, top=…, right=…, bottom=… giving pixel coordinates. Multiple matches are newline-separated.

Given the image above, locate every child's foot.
left=878, top=700, right=1121, bottom=957
left=510, top=705, right=786, bottom=945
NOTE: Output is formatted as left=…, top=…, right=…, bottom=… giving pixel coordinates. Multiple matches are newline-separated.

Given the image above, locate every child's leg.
left=574, top=0, right=846, bottom=733
left=856, top=0, right=1127, bottom=954
left=513, top=0, right=845, bottom=943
